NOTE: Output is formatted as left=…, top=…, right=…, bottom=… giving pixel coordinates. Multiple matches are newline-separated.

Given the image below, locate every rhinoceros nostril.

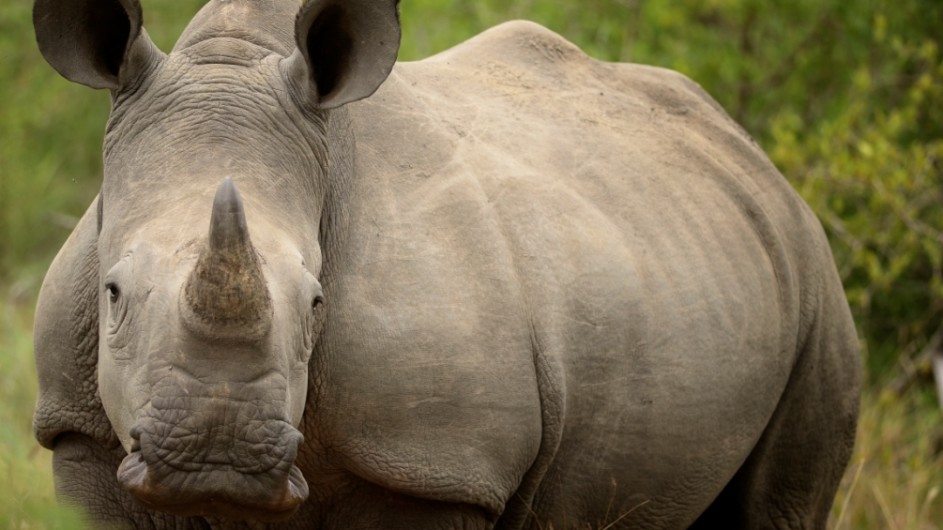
left=129, top=424, right=143, bottom=452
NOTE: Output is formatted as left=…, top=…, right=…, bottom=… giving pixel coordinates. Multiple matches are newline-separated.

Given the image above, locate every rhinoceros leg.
left=690, top=252, right=860, bottom=530
left=32, top=199, right=206, bottom=529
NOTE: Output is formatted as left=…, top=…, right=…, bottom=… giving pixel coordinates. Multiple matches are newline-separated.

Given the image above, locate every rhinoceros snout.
left=117, top=416, right=309, bottom=520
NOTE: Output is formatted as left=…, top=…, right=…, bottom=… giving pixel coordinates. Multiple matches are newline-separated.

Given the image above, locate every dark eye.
left=105, top=282, right=120, bottom=303
left=312, top=294, right=325, bottom=311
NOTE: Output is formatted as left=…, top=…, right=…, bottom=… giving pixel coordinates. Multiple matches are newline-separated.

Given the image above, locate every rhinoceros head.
left=33, top=0, right=400, bottom=520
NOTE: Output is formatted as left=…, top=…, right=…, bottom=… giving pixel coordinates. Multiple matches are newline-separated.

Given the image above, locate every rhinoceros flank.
left=31, top=0, right=860, bottom=528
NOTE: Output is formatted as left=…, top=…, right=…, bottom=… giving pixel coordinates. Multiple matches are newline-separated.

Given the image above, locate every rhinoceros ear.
left=33, top=0, right=164, bottom=90
left=283, top=0, right=401, bottom=109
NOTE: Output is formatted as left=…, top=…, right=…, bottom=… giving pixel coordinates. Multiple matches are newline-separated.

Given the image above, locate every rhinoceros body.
left=32, top=0, right=860, bottom=528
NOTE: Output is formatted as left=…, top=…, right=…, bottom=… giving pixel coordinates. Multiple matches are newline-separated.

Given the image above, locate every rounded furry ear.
left=33, top=0, right=163, bottom=90
left=283, top=0, right=401, bottom=109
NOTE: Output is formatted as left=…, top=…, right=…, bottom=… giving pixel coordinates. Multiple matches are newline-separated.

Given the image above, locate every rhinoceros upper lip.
left=117, top=450, right=309, bottom=521
left=118, top=419, right=309, bottom=520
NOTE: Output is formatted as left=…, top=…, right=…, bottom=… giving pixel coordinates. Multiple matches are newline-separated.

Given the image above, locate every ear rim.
left=283, top=0, right=401, bottom=110
left=33, top=0, right=163, bottom=90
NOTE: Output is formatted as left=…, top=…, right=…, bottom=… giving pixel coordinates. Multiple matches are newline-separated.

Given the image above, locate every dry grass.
left=830, top=389, right=943, bottom=530
left=0, top=295, right=87, bottom=529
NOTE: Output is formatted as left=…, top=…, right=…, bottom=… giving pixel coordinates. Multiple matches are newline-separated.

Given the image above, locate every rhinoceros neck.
left=173, top=0, right=300, bottom=56
left=317, top=106, right=356, bottom=277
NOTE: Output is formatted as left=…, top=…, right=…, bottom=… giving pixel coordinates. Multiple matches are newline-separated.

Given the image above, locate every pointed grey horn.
left=181, top=178, right=273, bottom=341
left=209, top=177, right=251, bottom=251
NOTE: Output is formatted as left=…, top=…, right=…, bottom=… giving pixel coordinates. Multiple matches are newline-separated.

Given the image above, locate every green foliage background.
left=1, top=0, right=941, bottom=528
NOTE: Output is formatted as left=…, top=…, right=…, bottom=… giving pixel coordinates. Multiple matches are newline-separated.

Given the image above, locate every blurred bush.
left=772, top=31, right=943, bottom=382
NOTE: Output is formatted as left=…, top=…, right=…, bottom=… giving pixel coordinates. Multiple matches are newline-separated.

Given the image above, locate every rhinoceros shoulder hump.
left=424, top=20, right=586, bottom=68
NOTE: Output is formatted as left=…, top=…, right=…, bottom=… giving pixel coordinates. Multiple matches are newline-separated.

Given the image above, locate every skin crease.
left=31, top=0, right=861, bottom=529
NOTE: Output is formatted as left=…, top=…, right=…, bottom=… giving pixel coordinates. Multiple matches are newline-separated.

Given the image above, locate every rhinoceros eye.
left=105, top=281, right=121, bottom=304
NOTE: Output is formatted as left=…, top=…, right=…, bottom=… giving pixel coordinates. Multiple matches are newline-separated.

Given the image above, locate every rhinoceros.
left=31, top=0, right=860, bottom=528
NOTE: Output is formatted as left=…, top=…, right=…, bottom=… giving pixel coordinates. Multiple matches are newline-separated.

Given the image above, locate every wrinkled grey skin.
left=32, top=0, right=860, bottom=528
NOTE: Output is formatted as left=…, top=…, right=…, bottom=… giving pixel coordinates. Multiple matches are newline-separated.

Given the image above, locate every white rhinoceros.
left=31, top=0, right=860, bottom=528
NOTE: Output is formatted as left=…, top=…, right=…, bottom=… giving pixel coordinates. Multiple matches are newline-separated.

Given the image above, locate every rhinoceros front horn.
left=181, top=178, right=273, bottom=340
